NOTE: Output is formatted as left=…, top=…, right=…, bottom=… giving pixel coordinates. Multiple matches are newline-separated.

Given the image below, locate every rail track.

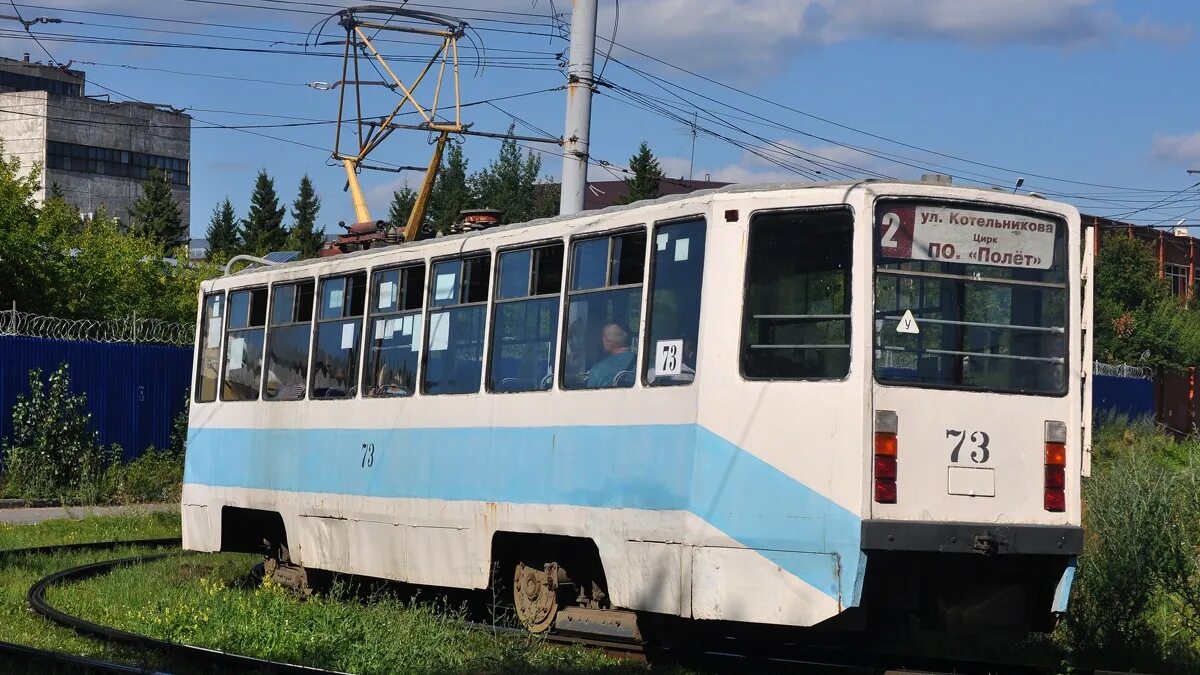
left=3, top=540, right=1109, bottom=674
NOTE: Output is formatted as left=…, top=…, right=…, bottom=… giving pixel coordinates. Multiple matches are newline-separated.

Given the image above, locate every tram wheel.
left=513, top=561, right=559, bottom=632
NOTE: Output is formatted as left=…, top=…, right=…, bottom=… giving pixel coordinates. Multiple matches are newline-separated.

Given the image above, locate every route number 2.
left=880, top=212, right=901, bottom=248
left=946, top=429, right=990, bottom=464
left=361, top=442, right=375, bottom=468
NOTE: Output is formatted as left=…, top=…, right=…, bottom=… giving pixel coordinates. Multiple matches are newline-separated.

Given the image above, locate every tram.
left=183, top=180, right=1091, bottom=636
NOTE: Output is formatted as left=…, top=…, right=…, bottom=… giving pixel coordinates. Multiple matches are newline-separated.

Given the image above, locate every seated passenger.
left=586, top=323, right=636, bottom=388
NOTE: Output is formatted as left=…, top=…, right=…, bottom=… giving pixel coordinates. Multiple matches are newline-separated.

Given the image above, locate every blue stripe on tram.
left=186, top=424, right=864, bottom=603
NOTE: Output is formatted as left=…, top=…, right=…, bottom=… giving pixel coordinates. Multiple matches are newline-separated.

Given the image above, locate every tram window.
left=263, top=280, right=315, bottom=401
left=489, top=243, right=564, bottom=393
left=221, top=287, right=268, bottom=401
left=741, top=209, right=852, bottom=380
left=562, top=230, right=646, bottom=390
left=195, top=293, right=223, bottom=403
left=364, top=264, right=425, bottom=398
left=311, top=272, right=367, bottom=399
left=423, top=255, right=491, bottom=395
left=644, top=218, right=707, bottom=386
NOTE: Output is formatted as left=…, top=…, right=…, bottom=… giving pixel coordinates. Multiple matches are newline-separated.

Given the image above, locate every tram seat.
left=613, top=370, right=635, bottom=387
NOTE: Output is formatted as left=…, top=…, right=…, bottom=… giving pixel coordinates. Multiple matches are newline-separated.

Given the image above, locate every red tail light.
left=873, top=419, right=897, bottom=505
left=1044, top=435, right=1066, bottom=512
left=874, top=411, right=898, bottom=504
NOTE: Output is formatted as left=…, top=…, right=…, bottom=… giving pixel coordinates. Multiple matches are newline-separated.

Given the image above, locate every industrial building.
left=0, top=55, right=190, bottom=230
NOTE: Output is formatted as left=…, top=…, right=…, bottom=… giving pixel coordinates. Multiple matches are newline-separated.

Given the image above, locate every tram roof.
left=223, top=179, right=1040, bottom=278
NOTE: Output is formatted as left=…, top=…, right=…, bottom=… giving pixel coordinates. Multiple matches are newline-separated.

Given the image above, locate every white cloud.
left=1152, top=131, right=1200, bottom=164
left=592, top=0, right=1190, bottom=75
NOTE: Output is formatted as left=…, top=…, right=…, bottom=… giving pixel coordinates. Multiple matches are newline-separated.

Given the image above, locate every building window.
left=364, top=264, right=425, bottom=398
left=562, top=230, right=646, bottom=390
left=644, top=218, right=706, bottom=386
left=1166, top=263, right=1189, bottom=299
left=0, top=69, right=82, bottom=97
left=423, top=255, right=490, bottom=395
left=741, top=209, right=852, bottom=380
left=46, top=140, right=189, bottom=186
left=195, top=293, right=223, bottom=403
left=311, top=272, right=367, bottom=399
left=221, top=287, right=268, bottom=401
left=263, top=280, right=314, bottom=401
left=488, top=243, right=564, bottom=393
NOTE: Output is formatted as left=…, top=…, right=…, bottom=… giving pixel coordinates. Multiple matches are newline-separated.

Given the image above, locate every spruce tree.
left=204, top=197, right=239, bottom=261
left=285, top=174, right=324, bottom=258
left=474, top=125, right=543, bottom=224
left=388, top=185, right=418, bottom=229
left=128, top=168, right=186, bottom=247
left=239, top=170, right=288, bottom=255
left=622, top=141, right=664, bottom=204
left=429, top=140, right=473, bottom=233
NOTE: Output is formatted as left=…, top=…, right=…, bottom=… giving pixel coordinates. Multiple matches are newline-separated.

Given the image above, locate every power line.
left=595, top=33, right=1174, bottom=196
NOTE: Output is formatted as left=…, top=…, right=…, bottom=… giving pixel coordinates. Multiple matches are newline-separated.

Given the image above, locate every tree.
left=239, top=170, right=288, bottom=255
left=474, top=125, right=543, bottom=224
left=621, top=141, right=664, bottom=204
left=388, top=185, right=418, bottom=229
left=429, top=140, right=473, bottom=233
left=0, top=141, right=52, bottom=313
left=128, top=168, right=186, bottom=248
left=1093, top=235, right=1200, bottom=372
left=285, top=174, right=324, bottom=258
left=204, top=198, right=240, bottom=262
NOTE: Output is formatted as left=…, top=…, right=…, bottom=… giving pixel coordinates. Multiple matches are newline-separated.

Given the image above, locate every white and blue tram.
left=183, top=181, right=1091, bottom=635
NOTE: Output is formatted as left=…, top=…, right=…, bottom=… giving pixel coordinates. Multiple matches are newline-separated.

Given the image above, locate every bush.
left=109, top=446, right=183, bottom=504
left=0, top=363, right=118, bottom=502
left=1062, top=423, right=1200, bottom=672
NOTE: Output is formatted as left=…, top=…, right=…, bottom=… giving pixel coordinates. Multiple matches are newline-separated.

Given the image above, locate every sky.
left=1, top=0, right=1199, bottom=238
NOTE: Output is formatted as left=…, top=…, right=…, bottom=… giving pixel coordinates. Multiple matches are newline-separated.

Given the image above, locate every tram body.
left=183, top=181, right=1090, bottom=632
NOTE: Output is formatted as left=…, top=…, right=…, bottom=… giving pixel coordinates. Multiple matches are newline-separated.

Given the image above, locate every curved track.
left=8, top=540, right=1105, bottom=675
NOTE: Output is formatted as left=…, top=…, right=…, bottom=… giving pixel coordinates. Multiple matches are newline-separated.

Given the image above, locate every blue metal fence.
left=0, top=336, right=192, bottom=461
left=1093, top=374, right=1155, bottom=420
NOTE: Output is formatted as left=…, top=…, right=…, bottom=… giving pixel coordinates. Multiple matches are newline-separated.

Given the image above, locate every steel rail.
left=0, top=538, right=180, bottom=673
left=12, top=541, right=1106, bottom=675
left=21, top=540, right=351, bottom=675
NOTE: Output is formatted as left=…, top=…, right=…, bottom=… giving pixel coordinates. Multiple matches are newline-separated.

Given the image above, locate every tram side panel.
left=686, top=192, right=873, bottom=626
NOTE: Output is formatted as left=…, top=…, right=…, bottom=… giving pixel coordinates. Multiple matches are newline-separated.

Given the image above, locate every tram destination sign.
left=877, top=204, right=1056, bottom=270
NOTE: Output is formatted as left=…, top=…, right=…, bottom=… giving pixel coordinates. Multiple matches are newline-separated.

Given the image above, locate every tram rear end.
left=861, top=196, right=1087, bottom=633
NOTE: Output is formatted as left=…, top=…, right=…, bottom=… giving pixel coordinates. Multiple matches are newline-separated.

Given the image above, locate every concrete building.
left=0, top=56, right=190, bottom=229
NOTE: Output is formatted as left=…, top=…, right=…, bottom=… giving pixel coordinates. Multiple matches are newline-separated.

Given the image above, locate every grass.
left=0, top=509, right=652, bottom=674
left=0, top=509, right=182, bottom=673
left=51, top=553, right=652, bottom=674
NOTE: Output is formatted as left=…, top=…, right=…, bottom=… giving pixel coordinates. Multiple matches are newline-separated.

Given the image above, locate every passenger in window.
left=585, top=323, right=637, bottom=388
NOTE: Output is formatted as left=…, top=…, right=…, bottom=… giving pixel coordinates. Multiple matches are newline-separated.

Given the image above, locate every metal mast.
left=558, top=0, right=598, bottom=216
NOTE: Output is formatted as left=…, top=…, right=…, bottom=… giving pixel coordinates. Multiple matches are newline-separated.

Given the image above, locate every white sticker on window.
left=205, top=327, right=221, bottom=349
left=228, top=337, right=245, bottom=370
left=897, top=309, right=920, bottom=334
left=434, top=273, right=456, bottom=302
left=674, top=237, right=690, bottom=262
left=328, top=288, right=344, bottom=311
left=340, top=322, right=355, bottom=349
left=374, top=319, right=387, bottom=340
left=401, top=315, right=413, bottom=336
left=210, top=301, right=221, bottom=318
left=428, top=312, right=450, bottom=351
left=378, top=281, right=395, bottom=310
left=383, top=319, right=396, bottom=339
left=656, top=233, right=669, bottom=251
left=655, top=339, right=683, bottom=376
left=410, top=315, right=423, bottom=351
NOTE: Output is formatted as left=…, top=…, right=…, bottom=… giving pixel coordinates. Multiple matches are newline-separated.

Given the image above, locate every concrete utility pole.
left=558, top=0, right=598, bottom=216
